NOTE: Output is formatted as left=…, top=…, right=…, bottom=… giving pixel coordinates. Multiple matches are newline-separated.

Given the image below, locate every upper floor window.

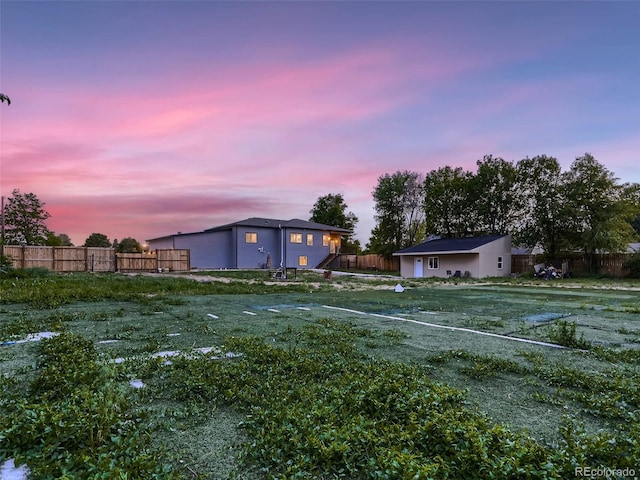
left=322, top=234, right=330, bottom=247
left=290, top=233, right=302, bottom=244
left=307, top=233, right=314, bottom=246
left=245, top=232, right=257, bottom=243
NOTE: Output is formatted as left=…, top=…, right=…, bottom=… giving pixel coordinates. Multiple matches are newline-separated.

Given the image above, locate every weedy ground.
left=0, top=270, right=639, bottom=479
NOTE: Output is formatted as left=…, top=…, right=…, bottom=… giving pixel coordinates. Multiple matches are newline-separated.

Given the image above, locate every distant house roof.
left=205, top=217, right=351, bottom=233
left=394, top=235, right=507, bottom=255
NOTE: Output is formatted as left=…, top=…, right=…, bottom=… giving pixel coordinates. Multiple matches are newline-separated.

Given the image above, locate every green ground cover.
left=0, top=271, right=639, bottom=478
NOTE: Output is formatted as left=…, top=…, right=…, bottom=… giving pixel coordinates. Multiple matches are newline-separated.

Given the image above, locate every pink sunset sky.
left=1, top=1, right=639, bottom=246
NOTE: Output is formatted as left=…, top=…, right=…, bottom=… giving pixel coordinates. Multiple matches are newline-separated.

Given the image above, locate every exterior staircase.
left=316, top=253, right=338, bottom=269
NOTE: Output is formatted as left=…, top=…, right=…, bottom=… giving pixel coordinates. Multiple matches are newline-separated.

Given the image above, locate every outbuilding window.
left=428, top=257, right=439, bottom=269
left=498, top=256, right=504, bottom=269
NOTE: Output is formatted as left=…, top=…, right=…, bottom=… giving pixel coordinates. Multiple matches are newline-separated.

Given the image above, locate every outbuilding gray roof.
left=394, top=235, right=506, bottom=255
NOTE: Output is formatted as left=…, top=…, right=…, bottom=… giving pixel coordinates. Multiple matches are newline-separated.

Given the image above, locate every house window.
left=290, top=233, right=302, bottom=243
left=298, top=255, right=308, bottom=266
left=322, top=234, right=330, bottom=247
left=245, top=232, right=257, bottom=243
left=428, top=257, right=439, bottom=269
left=498, top=256, right=504, bottom=269
left=307, top=234, right=314, bottom=246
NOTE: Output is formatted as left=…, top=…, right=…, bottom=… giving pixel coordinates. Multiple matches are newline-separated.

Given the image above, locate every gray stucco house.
left=393, top=235, right=512, bottom=278
left=147, top=217, right=351, bottom=269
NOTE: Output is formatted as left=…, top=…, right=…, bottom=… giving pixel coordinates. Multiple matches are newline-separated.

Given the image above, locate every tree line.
left=367, top=153, right=640, bottom=264
left=3, top=152, right=639, bottom=265
left=0, top=189, right=143, bottom=252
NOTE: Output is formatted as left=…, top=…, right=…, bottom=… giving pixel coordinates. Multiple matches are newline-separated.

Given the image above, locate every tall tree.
left=423, top=166, right=475, bottom=238
left=45, top=232, right=74, bottom=247
left=83, top=233, right=111, bottom=248
left=623, top=183, right=640, bottom=238
left=309, top=193, right=359, bottom=251
left=563, top=153, right=635, bottom=270
left=515, top=155, right=567, bottom=256
left=2, top=189, right=52, bottom=245
left=117, top=237, right=143, bottom=253
left=370, top=170, right=425, bottom=257
left=472, top=155, right=520, bottom=235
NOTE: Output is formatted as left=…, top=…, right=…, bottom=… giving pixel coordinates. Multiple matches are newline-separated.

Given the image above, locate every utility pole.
left=1, top=195, right=4, bottom=243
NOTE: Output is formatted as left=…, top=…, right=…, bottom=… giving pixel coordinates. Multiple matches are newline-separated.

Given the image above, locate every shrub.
left=548, top=320, right=591, bottom=349
left=0, top=253, right=13, bottom=275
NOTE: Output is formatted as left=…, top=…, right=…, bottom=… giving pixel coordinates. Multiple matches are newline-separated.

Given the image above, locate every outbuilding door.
left=414, top=257, right=424, bottom=277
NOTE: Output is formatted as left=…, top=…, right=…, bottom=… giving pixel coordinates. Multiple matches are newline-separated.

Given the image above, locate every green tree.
left=117, top=237, right=143, bottom=253
left=515, top=155, right=567, bottom=256
left=309, top=193, right=359, bottom=253
left=423, top=166, right=475, bottom=238
left=472, top=155, right=520, bottom=235
left=369, top=170, right=425, bottom=257
left=2, top=189, right=52, bottom=245
left=563, top=153, right=636, bottom=271
left=623, top=183, right=640, bottom=238
left=45, top=232, right=74, bottom=247
left=631, top=213, right=640, bottom=238
left=83, top=233, right=111, bottom=248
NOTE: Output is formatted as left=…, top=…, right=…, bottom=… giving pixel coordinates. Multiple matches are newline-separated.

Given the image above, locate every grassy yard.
left=0, top=270, right=639, bottom=479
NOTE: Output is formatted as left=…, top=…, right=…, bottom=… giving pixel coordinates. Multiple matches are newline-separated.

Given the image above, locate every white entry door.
left=414, top=257, right=424, bottom=277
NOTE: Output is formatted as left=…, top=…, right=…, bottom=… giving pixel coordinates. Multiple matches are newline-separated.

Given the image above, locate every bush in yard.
left=0, top=253, right=13, bottom=275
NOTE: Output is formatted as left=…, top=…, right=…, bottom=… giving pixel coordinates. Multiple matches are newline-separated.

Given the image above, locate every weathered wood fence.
left=1, top=246, right=190, bottom=273
left=330, top=254, right=400, bottom=272
left=512, top=253, right=633, bottom=277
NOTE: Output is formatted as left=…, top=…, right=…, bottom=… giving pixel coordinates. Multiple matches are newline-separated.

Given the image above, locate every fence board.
left=511, top=253, right=633, bottom=277
left=1, top=246, right=188, bottom=273
left=117, top=253, right=158, bottom=273
left=330, top=254, right=399, bottom=272
left=157, top=248, right=190, bottom=272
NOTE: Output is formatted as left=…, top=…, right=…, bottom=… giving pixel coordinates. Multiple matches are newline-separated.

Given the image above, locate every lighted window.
left=428, top=257, right=439, bottom=269
left=498, top=256, right=503, bottom=269
left=322, top=234, right=330, bottom=247
left=307, top=234, right=314, bottom=246
left=290, top=233, right=302, bottom=243
left=245, top=232, right=257, bottom=243
left=298, top=255, right=308, bottom=266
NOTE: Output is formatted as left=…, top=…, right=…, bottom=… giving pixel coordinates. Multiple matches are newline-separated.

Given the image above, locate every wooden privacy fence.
left=331, top=254, right=400, bottom=272
left=1, top=246, right=190, bottom=273
left=512, top=253, right=633, bottom=277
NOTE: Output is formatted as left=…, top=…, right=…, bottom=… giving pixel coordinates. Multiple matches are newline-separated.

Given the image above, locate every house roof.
left=204, top=217, right=351, bottom=233
left=394, top=235, right=507, bottom=255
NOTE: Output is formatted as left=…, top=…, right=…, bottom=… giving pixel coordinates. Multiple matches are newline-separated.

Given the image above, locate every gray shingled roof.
left=205, top=217, right=351, bottom=233
left=394, top=235, right=506, bottom=255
